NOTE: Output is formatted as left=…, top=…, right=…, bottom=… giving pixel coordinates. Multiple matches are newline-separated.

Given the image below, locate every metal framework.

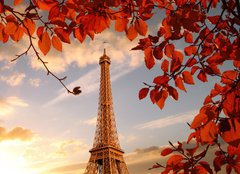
left=84, top=49, right=129, bottom=174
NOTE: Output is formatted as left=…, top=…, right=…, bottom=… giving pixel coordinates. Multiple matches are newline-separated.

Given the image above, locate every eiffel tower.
left=84, top=49, right=129, bottom=174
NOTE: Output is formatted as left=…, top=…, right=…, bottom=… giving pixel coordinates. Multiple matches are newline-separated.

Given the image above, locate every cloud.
left=53, top=140, right=89, bottom=157
left=0, top=126, right=34, bottom=142
left=45, top=60, right=136, bottom=106
left=0, top=96, right=28, bottom=116
left=46, top=163, right=86, bottom=173
left=119, top=134, right=137, bottom=144
left=135, top=110, right=198, bottom=130
left=29, top=78, right=41, bottom=87
left=0, top=72, right=26, bottom=86
left=28, top=29, right=142, bottom=74
left=83, top=116, right=97, bottom=126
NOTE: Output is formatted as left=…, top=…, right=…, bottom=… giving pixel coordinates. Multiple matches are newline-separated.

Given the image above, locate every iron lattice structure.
left=84, top=50, right=129, bottom=174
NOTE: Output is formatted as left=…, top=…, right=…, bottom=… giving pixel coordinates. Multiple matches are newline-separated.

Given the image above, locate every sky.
left=0, top=2, right=223, bottom=174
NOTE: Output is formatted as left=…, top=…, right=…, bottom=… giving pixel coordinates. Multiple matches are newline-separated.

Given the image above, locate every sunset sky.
left=0, top=2, right=222, bottom=174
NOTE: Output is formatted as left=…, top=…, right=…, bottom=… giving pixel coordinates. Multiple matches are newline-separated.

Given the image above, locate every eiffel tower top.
left=99, top=48, right=110, bottom=64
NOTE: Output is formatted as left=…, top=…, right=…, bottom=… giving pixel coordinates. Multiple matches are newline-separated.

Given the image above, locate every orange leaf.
left=0, top=23, right=4, bottom=41
left=37, top=26, right=44, bottom=38
left=200, top=121, right=217, bottom=144
left=38, top=31, right=51, bottom=55
left=11, top=26, right=24, bottom=42
left=221, top=70, right=238, bottom=84
left=52, top=36, right=62, bottom=51
left=153, top=46, right=163, bottom=60
left=54, top=28, right=70, bottom=43
left=134, top=19, right=148, bottom=36
left=74, top=27, right=86, bottom=43
left=4, top=22, right=18, bottom=35
left=182, top=71, right=195, bottom=85
left=14, top=0, right=23, bottom=6
left=156, top=90, right=168, bottom=109
left=175, top=76, right=187, bottom=92
left=153, top=75, right=169, bottom=85
left=197, top=70, right=208, bottom=82
left=115, top=18, right=128, bottom=32
left=161, top=148, right=173, bottom=156
left=184, top=45, right=197, bottom=56
left=167, top=154, right=183, bottom=166
left=168, top=86, right=178, bottom=101
left=138, top=88, right=149, bottom=100
left=150, top=89, right=157, bottom=104
left=161, top=59, right=169, bottom=72
left=207, top=15, right=220, bottom=24
left=164, top=43, right=174, bottom=58
left=191, top=113, right=208, bottom=129
left=126, top=24, right=138, bottom=41
left=184, top=31, right=193, bottom=43
left=23, top=18, right=36, bottom=36
left=37, top=0, right=58, bottom=11
left=144, top=47, right=155, bottom=69
left=220, top=118, right=240, bottom=147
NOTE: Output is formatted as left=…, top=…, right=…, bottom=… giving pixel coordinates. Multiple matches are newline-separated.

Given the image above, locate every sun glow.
left=0, top=142, right=36, bottom=174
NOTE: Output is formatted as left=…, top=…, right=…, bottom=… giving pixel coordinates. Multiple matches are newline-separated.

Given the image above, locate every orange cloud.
left=0, top=126, right=34, bottom=142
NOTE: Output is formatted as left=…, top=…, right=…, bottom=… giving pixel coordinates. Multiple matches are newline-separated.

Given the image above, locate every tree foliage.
left=0, top=0, right=239, bottom=173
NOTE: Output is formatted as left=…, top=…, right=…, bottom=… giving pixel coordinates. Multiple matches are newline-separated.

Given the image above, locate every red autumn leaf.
left=138, top=88, right=149, bottom=100
left=153, top=75, right=169, bottom=85
left=168, top=86, right=178, bottom=100
left=134, top=19, right=148, bottom=36
left=207, top=15, right=220, bottom=24
left=220, top=118, right=240, bottom=147
left=197, top=70, right=208, bottom=82
left=173, top=50, right=183, bottom=62
left=167, top=154, right=183, bottom=166
left=126, top=24, right=138, bottom=41
left=184, top=45, right=197, bottom=56
left=161, top=59, right=169, bottom=72
left=54, top=28, right=71, bottom=43
left=185, top=58, right=197, bottom=67
left=52, top=36, right=62, bottom=51
left=156, top=90, right=168, bottom=109
left=203, top=95, right=213, bottom=105
left=14, top=0, right=23, bottom=6
left=200, top=121, right=217, bottom=144
left=150, top=89, right=157, bottom=104
left=74, top=27, right=86, bottom=43
left=37, top=26, right=44, bottom=38
left=164, top=43, right=174, bottom=58
left=11, top=26, right=24, bottom=42
left=5, top=22, right=18, bottom=35
left=221, top=70, right=238, bottom=84
left=144, top=47, right=155, bottom=69
left=87, top=31, right=95, bottom=40
left=191, top=66, right=200, bottom=75
left=161, top=148, right=173, bottom=156
left=184, top=31, right=193, bottom=43
left=199, top=161, right=213, bottom=174
left=37, top=0, right=58, bottom=11
left=115, top=18, right=128, bottom=32
left=182, top=71, right=195, bottom=85
left=48, top=5, right=60, bottom=20
left=157, top=27, right=166, bottom=37
left=191, top=113, right=208, bottom=129
left=175, top=76, right=187, bottom=92
left=38, top=31, right=51, bottom=55
left=23, top=18, right=36, bottom=36
left=153, top=46, right=163, bottom=60
left=148, top=163, right=163, bottom=170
